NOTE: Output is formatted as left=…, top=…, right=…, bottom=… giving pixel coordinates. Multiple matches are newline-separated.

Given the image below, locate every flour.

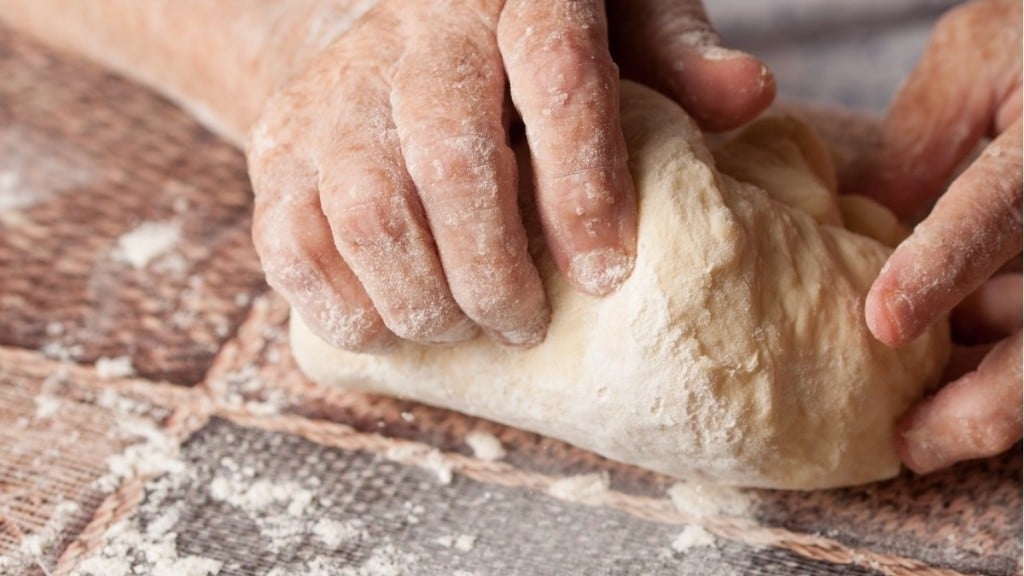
left=339, top=544, right=418, bottom=576
left=385, top=445, right=454, bottom=485
left=465, top=430, right=505, bottom=461
left=94, top=416, right=184, bottom=493
left=313, top=518, right=366, bottom=549
left=72, top=518, right=222, bottom=576
left=453, top=534, right=476, bottom=553
left=95, top=355, right=136, bottom=379
left=671, top=525, right=717, bottom=552
left=433, top=533, right=476, bottom=553
left=208, top=475, right=314, bottom=516
left=33, top=394, right=60, bottom=419
left=114, top=220, right=182, bottom=269
left=0, top=127, right=95, bottom=212
left=1, top=500, right=82, bottom=574
left=667, top=481, right=753, bottom=519
left=73, top=464, right=221, bottom=576
left=547, top=473, right=610, bottom=505
left=425, top=449, right=453, bottom=485
left=207, top=458, right=320, bottom=552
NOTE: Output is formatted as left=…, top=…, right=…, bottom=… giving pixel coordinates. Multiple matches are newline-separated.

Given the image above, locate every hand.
left=247, top=0, right=775, bottom=352
left=848, top=0, right=1023, bottom=473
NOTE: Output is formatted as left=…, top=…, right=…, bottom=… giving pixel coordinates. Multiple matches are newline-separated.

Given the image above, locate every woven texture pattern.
left=0, top=24, right=1020, bottom=576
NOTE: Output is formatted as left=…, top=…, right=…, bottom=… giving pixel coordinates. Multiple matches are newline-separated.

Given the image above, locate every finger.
left=850, top=0, right=1023, bottom=219
left=896, top=330, right=1023, bottom=474
left=390, top=8, right=549, bottom=345
left=866, top=120, right=1023, bottom=347
left=498, top=0, right=637, bottom=296
left=606, top=0, right=775, bottom=132
left=247, top=142, right=394, bottom=351
left=950, top=273, right=1023, bottom=344
left=316, top=73, right=476, bottom=344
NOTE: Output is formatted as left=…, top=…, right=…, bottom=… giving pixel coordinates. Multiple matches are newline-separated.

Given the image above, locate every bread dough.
left=290, top=82, right=949, bottom=490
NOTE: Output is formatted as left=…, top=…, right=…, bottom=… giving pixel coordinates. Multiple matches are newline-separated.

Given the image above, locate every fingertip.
left=865, top=283, right=906, bottom=348
left=319, top=310, right=399, bottom=353
left=487, top=306, right=552, bottom=348
left=894, top=402, right=943, bottom=475
left=671, top=51, right=776, bottom=132
left=568, top=247, right=636, bottom=296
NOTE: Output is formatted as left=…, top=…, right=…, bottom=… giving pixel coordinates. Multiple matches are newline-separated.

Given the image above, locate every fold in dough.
left=290, top=81, right=949, bottom=490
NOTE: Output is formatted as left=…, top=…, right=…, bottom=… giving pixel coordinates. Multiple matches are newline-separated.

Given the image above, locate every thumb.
left=846, top=0, right=1023, bottom=220
left=606, top=0, right=775, bottom=132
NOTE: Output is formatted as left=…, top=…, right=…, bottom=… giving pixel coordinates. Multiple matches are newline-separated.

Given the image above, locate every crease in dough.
left=289, top=81, right=949, bottom=490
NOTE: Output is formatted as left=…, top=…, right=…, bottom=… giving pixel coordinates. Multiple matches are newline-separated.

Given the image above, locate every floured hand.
left=848, top=0, right=1023, bottom=474
left=247, top=0, right=775, bottom=352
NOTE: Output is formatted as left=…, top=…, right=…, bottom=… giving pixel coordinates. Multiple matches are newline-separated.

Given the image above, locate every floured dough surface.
left=290, top=82, right=949, bottom=490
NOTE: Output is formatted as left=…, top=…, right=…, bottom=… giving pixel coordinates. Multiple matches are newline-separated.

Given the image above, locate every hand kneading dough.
left=290, top=82, right=949, bottom=490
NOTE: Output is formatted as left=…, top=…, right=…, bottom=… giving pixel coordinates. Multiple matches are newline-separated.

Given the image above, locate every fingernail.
left=490, top=306, right=551, bottom=348
left=867, top=288, right=911, bottom=347
left=896, top=411, right=944, bottom=474
left=696, top=45, right=746, bottom=62
left=884, top=292, right=915, bottom=344
left=569, top=248, right=635, bottom=296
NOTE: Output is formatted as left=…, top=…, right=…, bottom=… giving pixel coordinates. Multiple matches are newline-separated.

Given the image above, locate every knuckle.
left=550, top=170, right=622, bottom=213
left=932, top=1, right=991, bottom=46
left=252, top=209, right=323, bottom=293
left=321, top=169, right=410, bottom=250
left=408, top=134, right=509, bottom=192
left=530, top=44, right=613, bottom=101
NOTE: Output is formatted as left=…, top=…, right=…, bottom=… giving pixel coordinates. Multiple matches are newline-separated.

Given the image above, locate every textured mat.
left=0, top=23, right=1020, bottom=576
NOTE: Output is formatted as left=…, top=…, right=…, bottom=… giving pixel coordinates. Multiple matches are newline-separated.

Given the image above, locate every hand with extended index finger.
left=247, top=0, right=775, bottom=353
left=847, top=0, right=1023, bottom=474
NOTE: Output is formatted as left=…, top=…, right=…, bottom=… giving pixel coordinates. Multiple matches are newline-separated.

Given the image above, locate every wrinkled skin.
left=847, top=0, right=1023, bottom=474
left=247, top=0, right=774, bottom=351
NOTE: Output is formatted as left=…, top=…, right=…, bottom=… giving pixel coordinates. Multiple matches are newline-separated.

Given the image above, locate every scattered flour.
left=207, top=459, right=319, bottom=552
left=0, top=170, right=23, bottom=209
left=313, top=518, right=366, bottom=549
left=0, top=127, right=96, bottom=212
left=96, top=389, right=148, bottom=416
left=465, top=430, right=506, bottom=461
left=94, top=417, right=184, bottom=493
left=73, top=460, right=221, bottom=576
left=1, top=500, right=82, bottom=574
left=33, top=394, right=61, bottom=419
left=208, top=476, right=314, bottom=517
left=95, top=356, right=136, bottom=379
left=547, top=473, right=610, bottom=505
left=72, top=518, right=221, bottom=576
left=339, top=544, right=418, bottom=576
left=671, top=525, right=717, bottom=552
left=114, top=220, right=182, bottom=269
left=385, top=445, right=454, bottom=485
left=453, top=534, right=476, bottom=553
left=667, top=481, right=754, bottom=518
left=434, top=533, right=476, bottom=553
left=425, top=449, right=453, bottom=485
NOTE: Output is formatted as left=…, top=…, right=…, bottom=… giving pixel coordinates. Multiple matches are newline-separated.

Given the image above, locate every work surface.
left=0, top=25, right=1020, bottom=576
